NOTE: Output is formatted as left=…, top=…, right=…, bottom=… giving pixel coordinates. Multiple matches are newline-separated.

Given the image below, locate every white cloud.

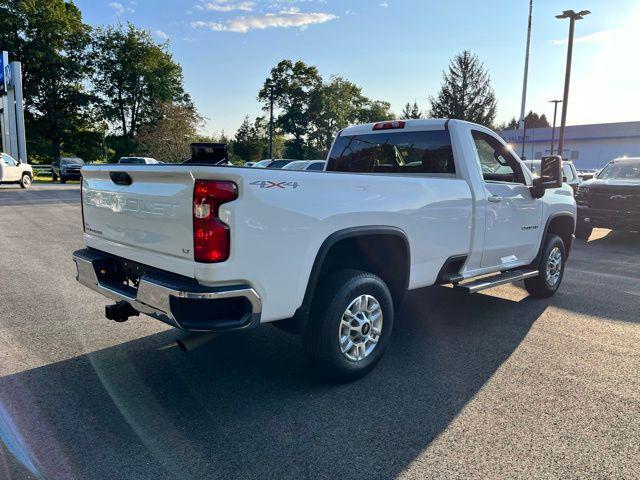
left=379, top=2, right=389, bottom=7
left=153, top=29, right=170, bottom=40
left=191, top=10, right=337, bottom=33
left=108, top=2, right=125, bottom=14
left=196, top=0, right=255, bottom=12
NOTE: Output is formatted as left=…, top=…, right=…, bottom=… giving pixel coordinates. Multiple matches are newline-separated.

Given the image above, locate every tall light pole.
left=267, top=83, right=275, bottom=160
left=548, top=99, right=562, bottom=155
left=555, top=9, right=590, bottom=158
left=519, top=0, right=533, bottom=159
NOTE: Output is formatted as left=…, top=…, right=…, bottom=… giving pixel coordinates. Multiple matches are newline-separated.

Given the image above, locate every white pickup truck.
left=73, top=119, right=576, bottom=380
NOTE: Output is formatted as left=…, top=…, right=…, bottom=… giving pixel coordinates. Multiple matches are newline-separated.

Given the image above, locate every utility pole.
left=267, top=83, right=274, bottom=160
left=519, top=0, right=533, bottom=159
left=556, top=9, right=590, bottom=158
left=548, top=99, right=562, bottom=155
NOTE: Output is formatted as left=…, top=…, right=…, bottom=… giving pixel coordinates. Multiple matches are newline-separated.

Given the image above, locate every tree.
left=136, top=102, right=203, bottom=163
left=308, top=76, right=369, bottom=154
left=0, top=0, right=95, bottom=161
left=358, top=100, right=395, bottom=124
left=92, top=23, right=190, bottom=139
left=233, top=115, right=269, bottom=162
left=258, top=60, right=323, bottom=159
left=498, top=111, right=551, bottom=131
left=401, top=101, right=422, bottom=119
left=428, top=50, right=497, bottom=127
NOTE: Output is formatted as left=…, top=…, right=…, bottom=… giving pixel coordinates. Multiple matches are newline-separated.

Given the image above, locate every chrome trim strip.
left=72, top=250, right=262, bottom=330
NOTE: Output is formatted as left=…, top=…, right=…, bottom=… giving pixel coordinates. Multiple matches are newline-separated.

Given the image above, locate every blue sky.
left=76, top=0, right=640, bottom=135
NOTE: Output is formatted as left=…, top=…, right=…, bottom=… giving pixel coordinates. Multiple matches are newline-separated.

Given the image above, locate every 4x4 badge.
left=250, top=180, right=300, bottom=189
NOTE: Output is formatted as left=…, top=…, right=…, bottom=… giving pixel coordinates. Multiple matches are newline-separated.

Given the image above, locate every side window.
left=471, top=130, right=524, bottom=184
left=2, top=154, right=17, bottom=166
left=307, top=162, right=324, bottom=171
left=562, top=164, right=575, bottom=181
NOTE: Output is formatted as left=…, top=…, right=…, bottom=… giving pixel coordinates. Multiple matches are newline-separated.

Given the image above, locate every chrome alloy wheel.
left=22, top=175, right=31, bottom=187
left=338, top=294, right=383, bottom=362
left=545, top=247, right=563, bottom=287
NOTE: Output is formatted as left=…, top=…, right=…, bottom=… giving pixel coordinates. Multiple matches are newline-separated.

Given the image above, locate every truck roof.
left=341, top=119, right=449, bottom=136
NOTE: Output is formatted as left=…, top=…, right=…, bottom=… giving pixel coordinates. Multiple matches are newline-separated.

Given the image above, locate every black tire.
left=575, top=223, right=592, bottom=240
left=303, top=269, right=394, bottom=382
left=19, top=173, right=32, bottom=189
left=525, top=234, right=566, bottom=298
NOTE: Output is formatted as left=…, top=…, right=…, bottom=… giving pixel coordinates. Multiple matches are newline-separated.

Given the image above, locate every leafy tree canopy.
left=0, top=0, right=95, bottom=160
left=91, top=23, right=191, bottom=138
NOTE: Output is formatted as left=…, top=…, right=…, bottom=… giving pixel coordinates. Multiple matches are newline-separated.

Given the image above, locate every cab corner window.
left=471, top=130, right=524, bottom=184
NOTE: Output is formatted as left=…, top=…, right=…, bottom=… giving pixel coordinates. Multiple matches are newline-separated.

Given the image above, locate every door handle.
left=488, top=195, right=503, bottom=203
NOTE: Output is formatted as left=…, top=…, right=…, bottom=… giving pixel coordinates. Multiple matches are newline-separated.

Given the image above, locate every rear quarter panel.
left=194, top=167, right=473, bottom=322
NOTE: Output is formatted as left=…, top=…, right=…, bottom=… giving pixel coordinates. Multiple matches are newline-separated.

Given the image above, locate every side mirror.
left=529, top=155, right=563, bottom=199
left=539, top=155, right=563, bottom=189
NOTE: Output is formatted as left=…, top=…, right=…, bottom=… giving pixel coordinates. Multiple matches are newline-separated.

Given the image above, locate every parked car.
left=252, top=159, right=273, bottom=168
left=73, top=119, right=575, bottom=381
left=118, top=157, right=162, bottom=164
left=0, top=153, right=32, bottom=188
left=283, top=160, right=326, bottom=171
left=575, top=157, right=640, bottom=239
left=252, top=159, right=297, bottom=169
left=244, top=162, right=256, bottom=167
left=52, top=157, right=84, bottom=183
left=523, top=159, right=581, bottom=193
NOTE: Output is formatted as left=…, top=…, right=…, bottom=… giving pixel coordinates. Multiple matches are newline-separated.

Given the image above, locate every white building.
left=500, top=121, right=640, bottom=169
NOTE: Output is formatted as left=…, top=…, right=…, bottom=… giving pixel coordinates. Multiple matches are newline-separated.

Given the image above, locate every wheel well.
left=547, top=215, right=575, bottom=255
left=314, top=233, right=409, bottom=306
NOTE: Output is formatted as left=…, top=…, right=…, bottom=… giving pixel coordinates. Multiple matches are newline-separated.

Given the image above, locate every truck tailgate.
left=81, top=166, right=195, bottom=266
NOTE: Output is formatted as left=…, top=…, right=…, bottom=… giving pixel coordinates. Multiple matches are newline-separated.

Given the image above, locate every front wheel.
left=20, top=174, right=32, bottom=189
left=525, top=234, right=566, bottom=298
left=303, top=269, right=394, bottom=382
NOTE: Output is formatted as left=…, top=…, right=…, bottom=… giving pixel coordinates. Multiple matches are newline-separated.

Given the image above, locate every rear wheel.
left=20, top=173, right=32, bottom=189
left=303, top=269, right=394, bottom=382
left=525, top=234, right=566, bottom=298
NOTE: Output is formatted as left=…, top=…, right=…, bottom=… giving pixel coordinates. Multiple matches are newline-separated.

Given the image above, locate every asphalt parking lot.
left=1, top=184, right=639, bottom=479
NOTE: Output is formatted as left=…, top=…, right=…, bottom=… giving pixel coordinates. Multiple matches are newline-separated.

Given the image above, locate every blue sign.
left=0, top=52, right=5, bottom=92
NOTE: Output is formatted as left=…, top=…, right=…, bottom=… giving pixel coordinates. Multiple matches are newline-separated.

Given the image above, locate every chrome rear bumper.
left=72, top=248, right=261, bottom=332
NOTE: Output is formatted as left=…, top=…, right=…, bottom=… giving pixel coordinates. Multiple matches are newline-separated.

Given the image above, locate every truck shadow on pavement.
left=1, top=288, right=549, bottom=480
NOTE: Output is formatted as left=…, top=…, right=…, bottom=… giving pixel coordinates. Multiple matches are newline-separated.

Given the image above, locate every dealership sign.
left=0, top=51, right=6, bottom=93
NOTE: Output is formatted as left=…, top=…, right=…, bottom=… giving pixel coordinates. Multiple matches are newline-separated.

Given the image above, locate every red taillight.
left=193, top=180, right=238, bottom=263
left=372, top=121, right=406, bottom=131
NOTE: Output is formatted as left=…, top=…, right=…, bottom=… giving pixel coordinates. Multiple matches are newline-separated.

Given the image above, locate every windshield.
left=61, top=157, right=84, bottom=165
left=268, top=160, right=294, bottom=169
left=598, top=160, right=640, bottom=180
left=283, top=161, right=308, bottom=170
left=253, top=160, right=272, bottom=168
